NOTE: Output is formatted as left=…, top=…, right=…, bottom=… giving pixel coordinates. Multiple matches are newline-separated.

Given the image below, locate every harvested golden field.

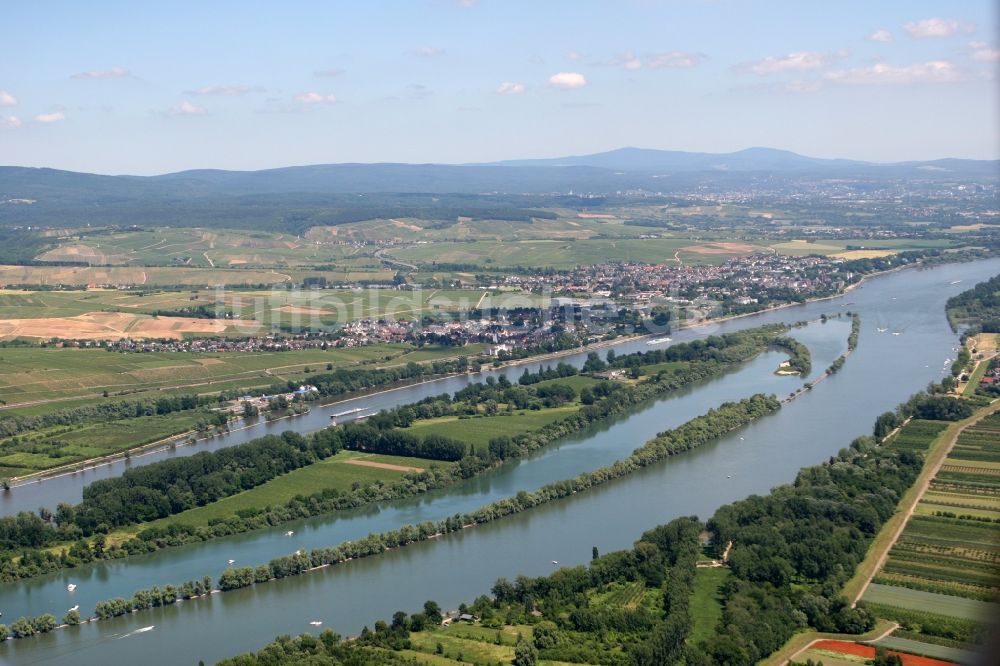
left=832, top=250, right=897, bottom=260
left=0, top=311, right=261, bottom=340
left=683, top=242, right=758, bottom=254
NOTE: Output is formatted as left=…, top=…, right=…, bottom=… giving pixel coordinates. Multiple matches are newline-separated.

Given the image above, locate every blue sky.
left=1, top=0, right=997, bottom=174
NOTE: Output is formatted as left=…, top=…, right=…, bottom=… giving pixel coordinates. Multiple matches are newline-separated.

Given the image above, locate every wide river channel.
left=1, top=258, right=997, bottom=665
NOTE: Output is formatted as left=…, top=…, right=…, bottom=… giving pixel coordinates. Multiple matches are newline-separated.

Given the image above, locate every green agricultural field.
left=531, top=374, right=605, bottom=391
left=307, top=215, right=625, bottom=243
left=769, top=238, right=955, bottom=257
left=404, top=623, right=587, bottom=666
left=0, top=345, right=413, bottom=405
left=138, top=451, right=434, bottom=529
left=33, top=227, right=388, bottom=271
left=861, top=583, right=999, bottom=622
left=883, top=419, right=949, bottom=453
left=0, top=411, right=208, bottom=477
left=689, top=568, right=730, bottom=645
left=637, top=360, right=689, bottom=375
left=963, top=359, right=991, bottom=396
left=876, top=420, right=1000, bottom=602
left=795, top=650, right=865, bottom=666
left=872, top=635, right=981, bottom=664
left=0, top=264, right=320, bottom=287
left=405, top=405, right=581, bottom=451
left=588, top=580, right=648, bottom=609
left=408, top=628, right=516, bottom=664
left=392, top=238, right=768, bottom=269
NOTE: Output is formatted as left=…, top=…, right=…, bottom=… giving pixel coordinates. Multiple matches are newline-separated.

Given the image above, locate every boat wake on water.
left=115, top=626, right=155, bottom=640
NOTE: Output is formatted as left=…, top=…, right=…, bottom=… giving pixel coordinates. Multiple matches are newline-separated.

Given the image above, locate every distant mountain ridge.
left=0, top=147, right=996, bottom=231
left=479, top=146, right=995, bottom=173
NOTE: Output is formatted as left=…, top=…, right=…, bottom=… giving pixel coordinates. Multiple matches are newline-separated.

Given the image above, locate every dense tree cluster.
left=873, top=392, right=975, bottom=441
left=691, top=440, right=923, bottom=663
left=94, top=576, right=212, bottom=619
left=946, top=274, right=1000, bottom=332
left=770, top=336, right=812, bottom=375
left=3, top=613, right=57, bottom=639
left=254, top=356, right=474, bottom=403
left=0, top=428, right=345, bottom=566
left=0, top=393, right=213, bottom=439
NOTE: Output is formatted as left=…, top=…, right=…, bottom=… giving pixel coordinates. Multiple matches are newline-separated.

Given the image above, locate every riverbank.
left=0, top=288, right=841, bottom=489
left=0, top=254, right=920, bottom=490
left=0, top=395, right=779, bottom=641
left=4, top=258, right=997, bottom=665
left=10, top=332, right=784, bottom=580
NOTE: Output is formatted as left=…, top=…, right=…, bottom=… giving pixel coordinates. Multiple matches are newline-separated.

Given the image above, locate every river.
left=1, top=258, right=996, bottom=665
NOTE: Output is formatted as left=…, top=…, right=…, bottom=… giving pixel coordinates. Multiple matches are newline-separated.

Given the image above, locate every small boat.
left=951, top=280, right=962, bottom=285
left=66, top=583, right=76, bottom=592
left=739, top=437, right=744, bottom=441
left=227, top=559, right=235, bottom=565
left=551, top=560, right=559, bottom=565
left=646, top=337, right=672, bottom=346
left=727, top=475, right=732, bottom=479
left=134, top=626, right=154, bottom=634
left=69, top=605, right=79, bottom=612
left=309, top=621, right=323, bottom=626
left=876, top=327, right=888, bottom=333
left=331, top=407, right=364, bottom=418
left=892, top=332, right=901, bottom=336
left=286, top=530, right=295, bottom=537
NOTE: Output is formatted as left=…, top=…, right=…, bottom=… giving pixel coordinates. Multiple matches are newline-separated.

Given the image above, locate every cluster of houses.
left=101, top=335, right=339, bottom=353
left=492, top=253, right=846, bottom=304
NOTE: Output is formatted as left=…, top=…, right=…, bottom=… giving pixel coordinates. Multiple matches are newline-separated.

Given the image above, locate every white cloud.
left=647, top=51, right=704, bottom=68
left=607, top=51, right=642, bottom=70
left=315, top=68, right=345, bottom=77
left=187, top=84, right=258, bottom=96
left=0, top=90, right=16, bottom=107
left=744, top=51, right=833, bottom=75
left=824, top=60, right=962, bottom=85
left=970, top=42, right=1000, bottom=62
left=165, top=101, right=207, bottom=116
left=548, top=72, right=587, bottom=89
left=71, top=66, right=130, bottom=80
left=34, top=111, right=66, bottom=123
left=1, top=115, right=22, bottom=129
left=904, top=18, right=973, bottom=38
left=295, top=92, right=338, bottom=104
left=496, top=82, right=526, bottom=95
left=413, top=47, right=445, bottom=57
left=868, top=30, right=893, bottom=42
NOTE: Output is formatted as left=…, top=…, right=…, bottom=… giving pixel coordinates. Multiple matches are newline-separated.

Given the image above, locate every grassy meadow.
left=404, top=405, right=582, bottom=451
left=134, top=451, right=435, bottom=530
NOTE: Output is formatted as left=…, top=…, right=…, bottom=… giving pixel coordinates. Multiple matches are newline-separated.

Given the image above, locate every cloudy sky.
left=1, top=0, right=997, bottom=174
